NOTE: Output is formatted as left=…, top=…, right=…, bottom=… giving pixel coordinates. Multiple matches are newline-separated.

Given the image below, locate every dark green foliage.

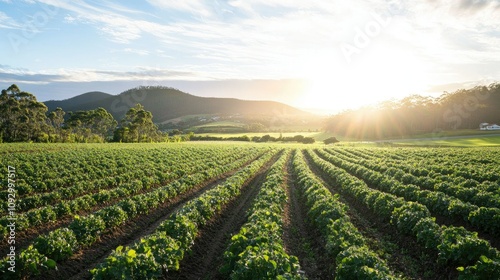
left=0, top=245, right=56, bottom=279
left=192, top=134, right=315, bottom=143
left=156, top=214, right=197, bottom=251
left=92, top=150, right=275, bottom=279
left=34, top=228, right=78, bottom=261
left=437, top=226, right=495, bottom=266
left=324, top=136, right=340, bottom=144
left=293, top=151, right=395, bottom=277
left=412, top=217, right=441, bottom=249
left=113, top=104, right=161, bottom=142
left=47, top=107, right=65, bottom=142
left=96, top=206, right=128, bottom=228
left=91, top=245, right=162, bottom=280
left=69, top=214, right=106, bottom=247
left=326, top=217, right=365, bottom=257
left=336, top=246, right=396, bottom=280
left=391, top=202, right=431, bottom=234
left=222, top=152, right=303, bottom=279
left=0, top=84, right=49, bottom=142
left=468, top=207, right=500, bottom=233
left=306, top=148, right=500, bottom=278
left=65, top=107, right=117, bottom=142
left=458, top=255, right=500, bottom=280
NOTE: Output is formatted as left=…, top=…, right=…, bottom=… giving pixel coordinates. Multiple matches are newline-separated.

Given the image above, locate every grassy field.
left=191, top=121, right=245, bottom=128
left=393, top=135, right=500, bottom=147
left=399, top=129, right=500, bottom=139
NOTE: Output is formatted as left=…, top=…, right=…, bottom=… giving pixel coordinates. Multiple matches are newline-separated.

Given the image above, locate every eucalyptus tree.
left=0, top=84, right=49, bottom=142
left=114, top=104, right=160, bottom=142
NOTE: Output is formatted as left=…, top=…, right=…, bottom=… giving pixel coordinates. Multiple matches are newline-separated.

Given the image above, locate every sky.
left=0, top=0, right=499, bottom=114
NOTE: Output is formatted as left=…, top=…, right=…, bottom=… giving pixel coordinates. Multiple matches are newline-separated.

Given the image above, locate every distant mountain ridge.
left=44, top=86, right=310, bottom=123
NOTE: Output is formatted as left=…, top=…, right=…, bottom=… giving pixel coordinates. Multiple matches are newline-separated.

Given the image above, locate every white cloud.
left=122, top=48, right=150, bottom=56
left=146, top=0, right=213, bottom=17
left=63, top=14, right=77, bottom=23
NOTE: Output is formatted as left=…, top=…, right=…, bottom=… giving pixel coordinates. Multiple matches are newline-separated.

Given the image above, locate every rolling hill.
left=44, top=86, right=311, bottom=124
left=44, top=91, right=114, bottom=112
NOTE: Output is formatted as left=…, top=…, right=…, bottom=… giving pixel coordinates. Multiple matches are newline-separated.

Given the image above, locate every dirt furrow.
left=283, top=152, right=333, bottom=280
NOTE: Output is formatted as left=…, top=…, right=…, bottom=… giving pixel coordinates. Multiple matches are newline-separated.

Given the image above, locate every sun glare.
left=296, top=46, right=431, bottom=114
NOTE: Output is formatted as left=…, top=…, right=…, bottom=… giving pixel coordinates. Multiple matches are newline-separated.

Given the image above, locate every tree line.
left=325, top=83, right=500, bottom=140
left=0, top=84, right=163, bottom=143
left=190, top=134, right=318, bottom=143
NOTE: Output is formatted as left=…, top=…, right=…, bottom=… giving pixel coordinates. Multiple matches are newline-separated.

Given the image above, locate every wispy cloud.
left=0, top=65, right=199, bottom=84
left=146, top=0, right=213, bottom=17
left=457, top=0, right=500, bottom=13
left=122, top=48, right=150, bottom=56
left=0, top=11, right=21, bottom=29
left=35, top=0, right=144, bottom=43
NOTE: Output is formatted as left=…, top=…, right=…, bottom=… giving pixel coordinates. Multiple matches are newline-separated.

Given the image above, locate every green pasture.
left=393, top=135, right=500, bottom=147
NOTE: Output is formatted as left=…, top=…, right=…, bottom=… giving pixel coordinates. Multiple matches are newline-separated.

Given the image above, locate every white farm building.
left=480, top=123, right=500, bottom=130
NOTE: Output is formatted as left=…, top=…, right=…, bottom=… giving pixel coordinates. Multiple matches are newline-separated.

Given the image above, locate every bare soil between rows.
left=283, top=152, right=334, bottom=279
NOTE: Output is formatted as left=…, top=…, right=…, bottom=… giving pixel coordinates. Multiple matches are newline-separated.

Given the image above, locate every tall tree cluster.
left=0, top=84, right=162, bottom=143
left=47, top=107, right=65, bottom=140
left=0, top=85, right=49, bottom=142
left=325, top=83, right=500, bottom=140
left=65, top=108, right=117, bottom=142
left=113, top=104, right=160, bottom=142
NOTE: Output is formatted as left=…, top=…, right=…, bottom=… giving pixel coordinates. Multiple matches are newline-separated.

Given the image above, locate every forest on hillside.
left=325, top=83, right=500, bottom=140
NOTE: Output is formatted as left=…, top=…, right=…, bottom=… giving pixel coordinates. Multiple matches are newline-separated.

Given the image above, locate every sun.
left=295, top=47, right=431, bottom=114
left=296, top=64, right=375, bottom=113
